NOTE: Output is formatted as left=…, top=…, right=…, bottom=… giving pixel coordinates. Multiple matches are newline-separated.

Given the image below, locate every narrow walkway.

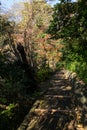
left=17, top=69, right=87, bottom=130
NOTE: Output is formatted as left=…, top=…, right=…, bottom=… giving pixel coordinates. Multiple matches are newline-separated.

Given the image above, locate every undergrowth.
left=63, top=50, right=87, bottom=83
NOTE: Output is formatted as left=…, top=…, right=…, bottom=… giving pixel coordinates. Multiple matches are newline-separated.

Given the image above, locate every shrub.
left=37, top=67, right=52, bottom=82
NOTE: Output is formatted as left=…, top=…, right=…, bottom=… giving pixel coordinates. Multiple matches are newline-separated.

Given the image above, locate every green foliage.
left=0, top=103, right=15, bottom=116
left=48, top=0, right=87, bottom=83
left=56, top=61, right=64, bottom=70
left=21, top=0, right=52, bottom=29
left=47, top=1, right=77, bottom=38
left=37, top=67, right=52, bottom=82
left=39, top=33, right=47, bottom=38
left=0, top=53, right=32, bottom=129
left=0, top=19, right=14, bottom=34
left=0, top=103, right=15, bottom=130
left=0, top=50, right=53, bottom=129
left=64, top=52, right=87, bottom=83
left=48, top=0, right=87, bottom=42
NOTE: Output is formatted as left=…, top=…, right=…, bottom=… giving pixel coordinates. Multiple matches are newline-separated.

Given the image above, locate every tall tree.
left=16, top=0, right=53, bottom=67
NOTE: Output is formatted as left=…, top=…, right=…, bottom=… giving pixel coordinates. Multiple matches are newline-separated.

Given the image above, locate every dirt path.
left=17, top=69, right=87, bottom=130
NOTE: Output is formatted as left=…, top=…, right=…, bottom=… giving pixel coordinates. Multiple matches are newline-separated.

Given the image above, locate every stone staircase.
left=17, top=69, right=86, bottom=130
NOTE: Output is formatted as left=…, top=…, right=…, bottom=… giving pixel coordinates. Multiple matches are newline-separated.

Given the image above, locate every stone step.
left=44, top=95, right=71, bottom=99
left=51, top=78, right=64, bottom=80
left=46, top=91, right=72, bottom=96
left=32, top=98, right=73, bottom=110
left=48, top=85, right=72, bottom=91
left=31, top=108, right=75, bottom=117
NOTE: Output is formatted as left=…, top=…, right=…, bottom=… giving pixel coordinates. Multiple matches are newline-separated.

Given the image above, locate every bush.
left=37, top=67, right=52, bottom=82
left=64, top=52, right=87, bottom=83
